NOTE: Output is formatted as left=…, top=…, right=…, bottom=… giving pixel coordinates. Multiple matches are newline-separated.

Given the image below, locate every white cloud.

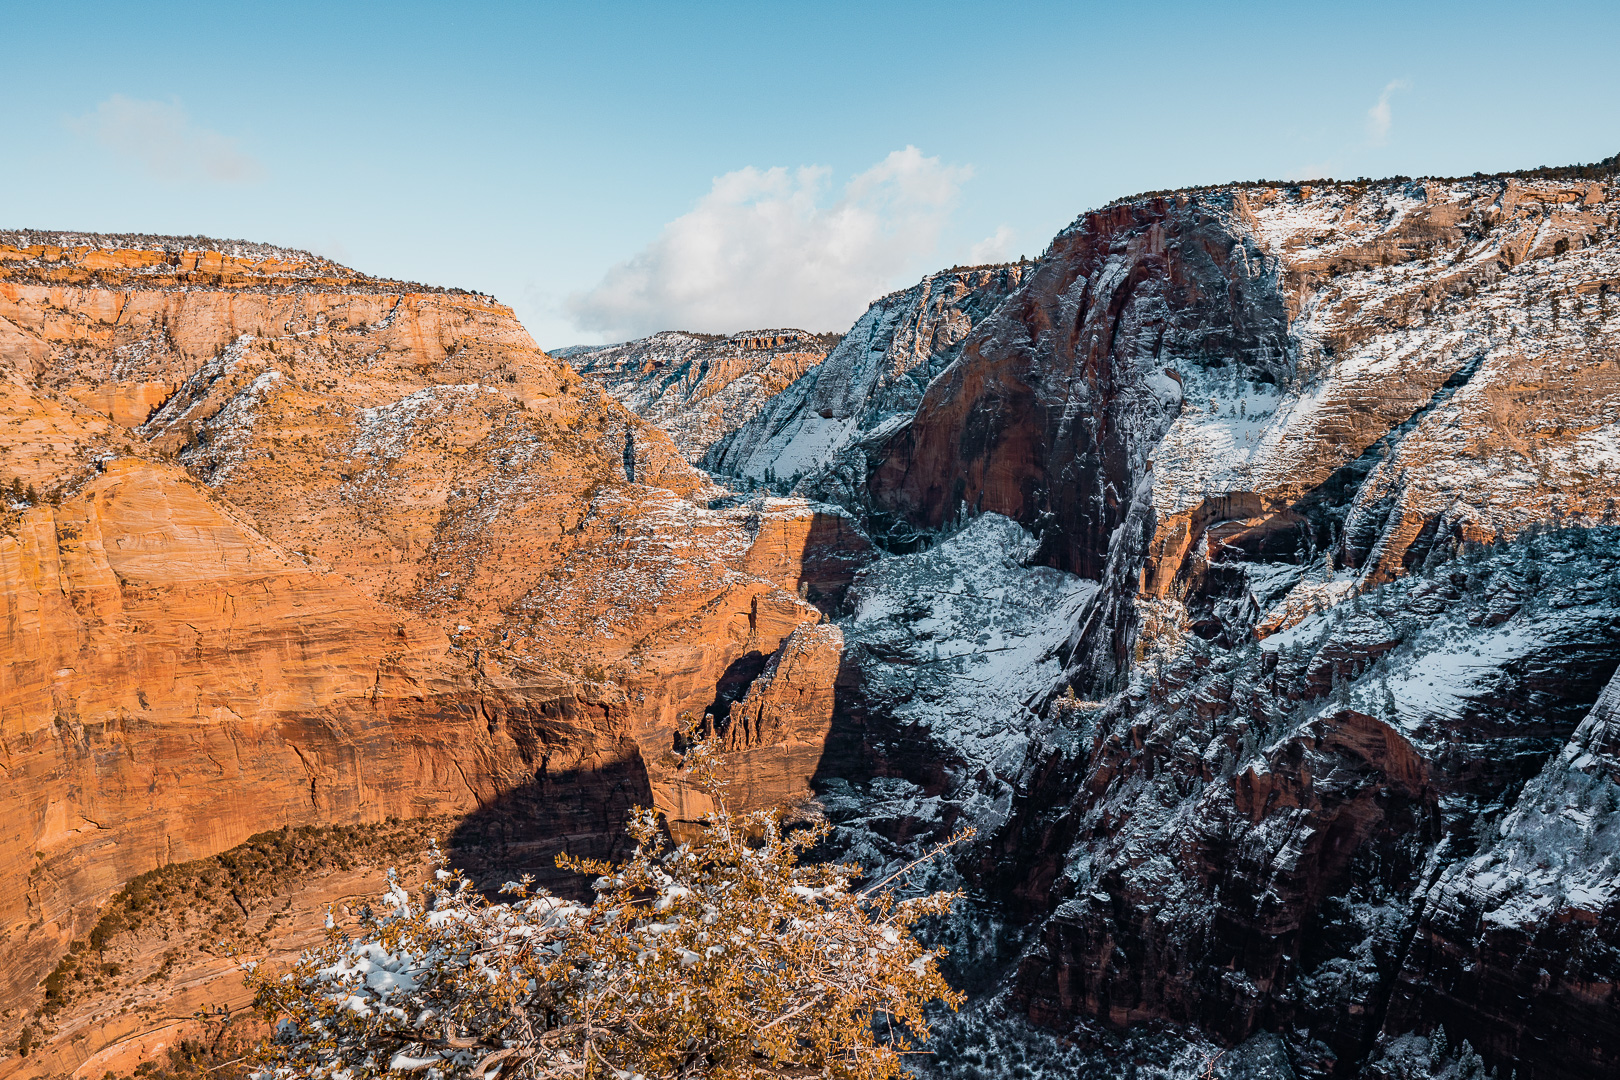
left=1289, top=78, right=1414, bottom=179
left=968, top=226, right=1016, bottom=265
left=69, top=94, right=264, bottom=184
left=567, top=146, right=971, bottom=338
left=1365, top=79, right=1410, bottom=146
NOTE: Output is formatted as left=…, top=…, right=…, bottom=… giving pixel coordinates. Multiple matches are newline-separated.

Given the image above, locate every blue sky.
left=4, top=1, right=1617, bottom=347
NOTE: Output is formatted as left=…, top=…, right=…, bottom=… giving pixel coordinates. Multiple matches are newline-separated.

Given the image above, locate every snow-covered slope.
left=560, top=329, right=835, bottom=461
left=703, top=265, right=1026, bottom=489
left=792, top=160, right=1620, bottom=1080
left=837, top=514, right=1095, bottom=822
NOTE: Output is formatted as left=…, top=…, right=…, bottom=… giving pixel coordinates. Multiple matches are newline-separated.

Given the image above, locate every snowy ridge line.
left=564, top=327, right=838, bottom=461
left=1096, top=151, right=1620, bottom=211
left=0, top=228, right=342, bottom=264
left=705, top=262, right=1028, bottom=487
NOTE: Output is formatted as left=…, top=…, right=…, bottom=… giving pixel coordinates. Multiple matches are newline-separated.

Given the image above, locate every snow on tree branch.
left=247, top=733, right=969, bottom=1080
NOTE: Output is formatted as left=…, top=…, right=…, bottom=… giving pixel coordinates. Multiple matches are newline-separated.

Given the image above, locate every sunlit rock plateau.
left=5, top=151, right=1620, bottom=1079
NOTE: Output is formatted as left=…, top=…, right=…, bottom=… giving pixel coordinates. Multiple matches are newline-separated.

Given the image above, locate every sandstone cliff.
left=0, top=234, right=870, bottom=1067
left=863, top=174, right=1618, bottom=687
left=818, top=162, right=1620, bottom=1080
left=1008, top=527, right=1620, bottom=1078
left=8, top=153, right=1620, bottom=1080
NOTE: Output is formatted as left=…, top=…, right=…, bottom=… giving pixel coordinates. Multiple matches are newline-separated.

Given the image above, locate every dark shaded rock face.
left=14, top=165, right=1620, bottom=1078
left=1382, top=663, right=1620, bottom=1080
left=867, top=195, right=1290, bottom=584
left=832, top=171, right=1620, bottom=1077
left=1004, top=530, right=1620, bottom=1078
left=704, top=264, right=1028, bottom=500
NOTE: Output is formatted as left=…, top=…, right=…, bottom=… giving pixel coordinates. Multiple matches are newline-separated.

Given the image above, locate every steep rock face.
left=1145, top=177, right=1619, bottom=600
left=867, top=206, right=1289, bottom=581
left=745, top=167, right=1620, bottom=1078
left=864, top=177, right=1619, bottom=688
left=561, top=329, right=835, bottom=461
left=0, top=235, right=873, bottom=1041
left=704, top=266, right=1026, bottom=497
left=0, top=457, right=644, bottom=1022
left=1383, top=664, right=1620, bottom=1079
left=696, top=621, right=845, bottom=817
left=1005, top=529, right=1620, bottom=1078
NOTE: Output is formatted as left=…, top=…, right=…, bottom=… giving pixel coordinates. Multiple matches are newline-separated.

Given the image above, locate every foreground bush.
left=248, top=742, right=965, bottom=1079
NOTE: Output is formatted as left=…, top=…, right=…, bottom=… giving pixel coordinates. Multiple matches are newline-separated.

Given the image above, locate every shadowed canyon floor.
left=5, top=154, right=1620, bottom=1078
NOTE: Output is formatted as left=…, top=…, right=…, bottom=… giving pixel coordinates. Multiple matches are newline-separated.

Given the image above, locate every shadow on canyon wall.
left=792, top=510, right=875, bottom=615
left=445, top=747, right=654, bottom=902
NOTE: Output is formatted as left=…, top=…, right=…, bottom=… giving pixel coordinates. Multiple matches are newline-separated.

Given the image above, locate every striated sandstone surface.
left=0, top=821, right=442, bottom=1080
left=560, top=329, right=837, bottom=461
left=698, top=620, right=845, bottom=818
left=859, top=173, right=1619, bottom=686
left=0, top=234, right=872, bottom=1061
left=9, top=156, right=1620, bottom=1079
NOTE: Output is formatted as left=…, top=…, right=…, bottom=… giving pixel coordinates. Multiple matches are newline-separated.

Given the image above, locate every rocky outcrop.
left=9, top=157, right=1620, bottom=1079
left=867, top=204, right=1289, bottom=580
left=561, top=329, right=836, bottom=461
left=861, top=175, right=1619, bottom=690
left=1382, top=664, right=1620, bottom=1079
left=747, top=165, right=1620, bottom=1078
left=1004, top=528, right=1620, bottom=1078
left=0, top=235, right=873, bottom=1050
left=697, top=621, right=846, bottom=816
left=704, top=265, right=1026, bottom=501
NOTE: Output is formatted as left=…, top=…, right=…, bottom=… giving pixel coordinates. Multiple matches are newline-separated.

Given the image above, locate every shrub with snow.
left=247, top=736, right=966, bottom=1080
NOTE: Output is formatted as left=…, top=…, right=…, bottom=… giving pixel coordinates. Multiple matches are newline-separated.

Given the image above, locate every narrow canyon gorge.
left=4, top=153, right=1620, bottom=1079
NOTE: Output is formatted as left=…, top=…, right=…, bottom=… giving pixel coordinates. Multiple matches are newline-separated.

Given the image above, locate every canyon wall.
left=828, top=167, right=1620, bottom=1078
left=0, top=235, right=869, bottom=1051
left=704, top=265, right=1027, bottom=505
left=7, top=158, right=1620, bottom=1079
left=863, top=176, right=1618, bottom=690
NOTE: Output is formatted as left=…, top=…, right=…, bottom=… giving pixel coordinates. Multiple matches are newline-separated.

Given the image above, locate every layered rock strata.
left=821, top=165, right=1620, bottom=1078
left=1384, top=661, right=1620, bottom=1078
left=9, top=156, right=1620, bottom=1079
left=0, top=235, right=870, bottom=1054
left=1009, top=529, right=1620, bottom=1078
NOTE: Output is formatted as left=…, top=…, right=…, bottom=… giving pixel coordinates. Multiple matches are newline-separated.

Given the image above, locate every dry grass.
left=34, top=819, right=449, bottom=1021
